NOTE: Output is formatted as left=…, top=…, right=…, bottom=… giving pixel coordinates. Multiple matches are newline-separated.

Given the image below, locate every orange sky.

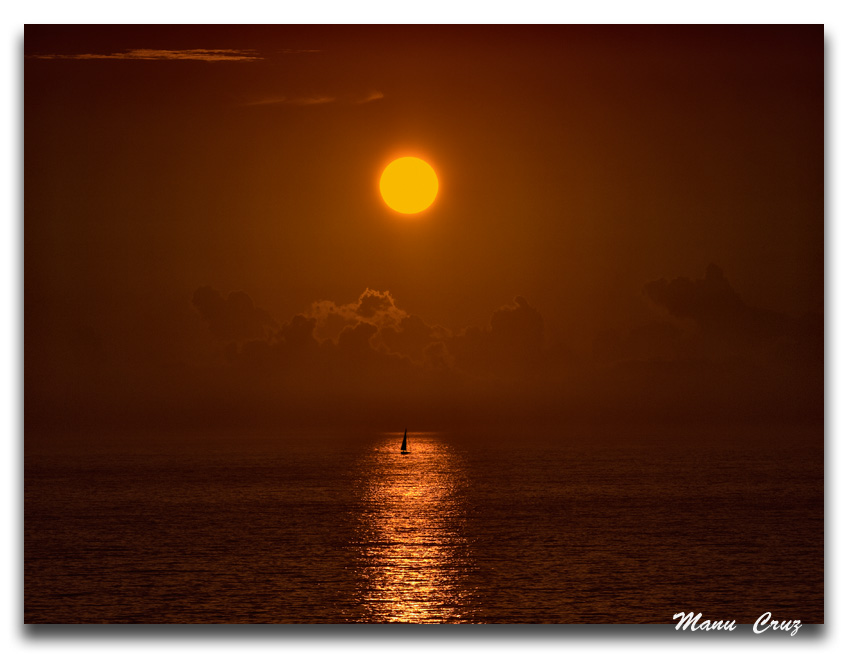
left=25, top=25, right=823, bottom=435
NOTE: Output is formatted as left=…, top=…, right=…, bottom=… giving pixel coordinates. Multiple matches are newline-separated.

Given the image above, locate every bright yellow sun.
left=379, top=157, right=439, bottom=214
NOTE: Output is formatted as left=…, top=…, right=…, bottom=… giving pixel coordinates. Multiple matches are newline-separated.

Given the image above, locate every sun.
left=379, top=157, right=439, bottom=214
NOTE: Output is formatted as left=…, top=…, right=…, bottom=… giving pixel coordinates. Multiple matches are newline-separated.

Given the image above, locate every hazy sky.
left=25, top=25, right=823, bottom=434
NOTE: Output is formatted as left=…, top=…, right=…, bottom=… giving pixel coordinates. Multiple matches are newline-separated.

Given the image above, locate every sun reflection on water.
left=353, top=432, right=477, bottom=623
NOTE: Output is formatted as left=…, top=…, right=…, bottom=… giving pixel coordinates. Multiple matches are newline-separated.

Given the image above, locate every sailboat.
left=400, top=428, right=410, bottom=454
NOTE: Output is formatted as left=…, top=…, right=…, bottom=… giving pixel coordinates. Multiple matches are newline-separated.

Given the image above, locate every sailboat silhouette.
left=400, top=428, right=409, bottom=454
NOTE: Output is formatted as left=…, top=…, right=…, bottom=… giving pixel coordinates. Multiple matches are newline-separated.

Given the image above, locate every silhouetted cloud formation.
left=380, top=314, right=449, bottom=363
left=27, top=273, right=821, bottom=435
left=195, top=288, right=552, bottom=399
left=645, top=263, right=789, bottom=347
left=446, top=297, right=545, bottom=377
left=192, top=286, right=275, bottom=342
left=338, top=321, right=379, bottom=356
left=594, top=321, right=683, bottom=365
left=179, top=276, right=819, bottom=429
left=279, top=314, right=319, bottom=349
left=584, top=263, right=823, bottom=425
left=309, top=289, right=409, bottom=342
left=490, top=296, right=545, bottom=363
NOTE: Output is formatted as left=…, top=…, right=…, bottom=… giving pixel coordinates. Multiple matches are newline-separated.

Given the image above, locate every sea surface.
left=25, top=427, right=823, bottom=624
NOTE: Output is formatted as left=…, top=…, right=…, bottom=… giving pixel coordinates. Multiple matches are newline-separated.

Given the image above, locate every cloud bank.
left=26, top=266, right=822, bottom=434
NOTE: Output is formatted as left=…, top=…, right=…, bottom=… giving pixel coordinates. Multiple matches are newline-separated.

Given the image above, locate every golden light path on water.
left=353, top=432, right=478, bottom=623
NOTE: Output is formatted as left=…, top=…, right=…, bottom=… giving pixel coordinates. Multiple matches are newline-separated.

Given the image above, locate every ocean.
left=24, top=427, right=823, bottom=624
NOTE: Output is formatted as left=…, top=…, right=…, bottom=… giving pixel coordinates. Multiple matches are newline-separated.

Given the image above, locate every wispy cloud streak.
left=356, top=90, right=384, bottom=104
left=244, top=95, right=336, bottom=107
left=244, top=90, right=384, bottom=107
left=29, top=48, right=263, bottom=62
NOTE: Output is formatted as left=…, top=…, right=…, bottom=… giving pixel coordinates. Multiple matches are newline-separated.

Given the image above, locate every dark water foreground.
left=25, top=427, right=823, bottom=623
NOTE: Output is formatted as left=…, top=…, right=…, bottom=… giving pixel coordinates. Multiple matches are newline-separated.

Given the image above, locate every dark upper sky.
left=25, top=25, right=823, bottom=434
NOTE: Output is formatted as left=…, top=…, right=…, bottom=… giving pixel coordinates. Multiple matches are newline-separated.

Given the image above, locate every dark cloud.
left=205, top=289, right=551, bottom=393
left=644, top=263, right=789, bottom=348
left=379, top=314, right=450, bottom=363
left=279, top=314, right=319, bottom=349
left=29, top=278, right=821, bottom=435
left=594, top=321, right=684, bottom=365
left=581, top=263, right=825, bottom=424
left=446, top=296, right=546, bottom=376
left=356, top=289, right=395, bottom=319
left=192, top=286, right=276, bottom=342
left=423, top=341, right=452, bottom=370
left=338, top=321, right=379, bottom=356
left=308, top=288, right=407, bottom=342
left=490, top=296, right=545, bottom=361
